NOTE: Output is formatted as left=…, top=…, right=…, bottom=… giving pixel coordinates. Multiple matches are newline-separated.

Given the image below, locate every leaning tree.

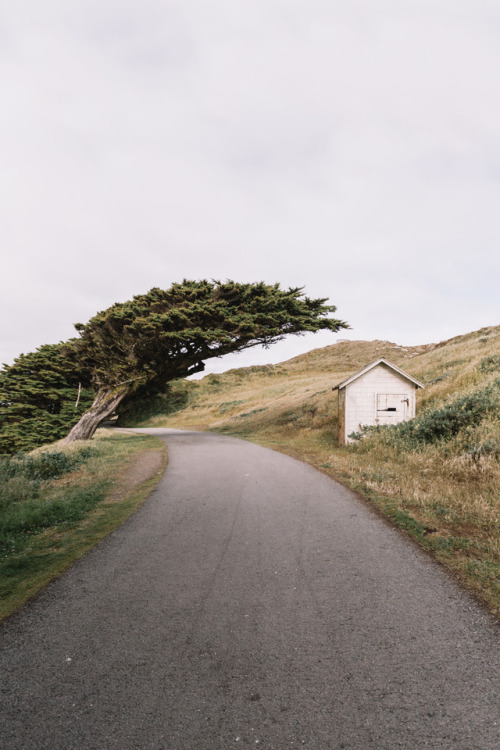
left=63, top=280, right=348, bottom=443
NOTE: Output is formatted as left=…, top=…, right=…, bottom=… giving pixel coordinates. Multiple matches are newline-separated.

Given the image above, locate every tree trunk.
left=63, top=385, right=130, bottom=443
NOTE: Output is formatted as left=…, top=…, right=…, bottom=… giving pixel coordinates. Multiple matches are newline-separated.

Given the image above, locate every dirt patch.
left=107, top=448, right=166, bottom=502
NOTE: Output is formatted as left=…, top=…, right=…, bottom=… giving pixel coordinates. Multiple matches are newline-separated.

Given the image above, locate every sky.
left=1, top=1, right=499, bottom=375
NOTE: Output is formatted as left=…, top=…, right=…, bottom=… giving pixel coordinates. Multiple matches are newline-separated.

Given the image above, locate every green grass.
left=0, top=430, right=166, bottom=622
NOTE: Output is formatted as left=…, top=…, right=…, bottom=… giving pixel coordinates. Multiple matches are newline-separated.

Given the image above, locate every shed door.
left=376, top=394, right=409, bottom=424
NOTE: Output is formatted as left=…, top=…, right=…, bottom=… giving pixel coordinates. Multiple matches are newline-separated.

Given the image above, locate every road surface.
left=1, top=428, right=498, bottom=749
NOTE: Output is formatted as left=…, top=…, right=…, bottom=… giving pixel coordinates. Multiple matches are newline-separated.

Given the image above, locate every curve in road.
left=1, top=428, right=498, bottom=749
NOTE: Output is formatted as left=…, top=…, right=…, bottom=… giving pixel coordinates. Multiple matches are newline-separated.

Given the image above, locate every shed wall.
left=338, top=387, right=345, bottom=447
left=343, top=366, right=417, bottom=444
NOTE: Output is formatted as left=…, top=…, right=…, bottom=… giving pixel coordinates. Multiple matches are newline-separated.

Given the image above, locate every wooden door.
left=376, top=394, right=409, bottom=424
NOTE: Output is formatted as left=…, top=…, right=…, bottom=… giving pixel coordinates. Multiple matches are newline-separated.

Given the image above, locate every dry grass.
left=139, top=325, right=500, bottom=616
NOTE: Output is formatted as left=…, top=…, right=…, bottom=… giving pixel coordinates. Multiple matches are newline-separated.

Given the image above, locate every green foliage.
left=238, top=407, right=267, bottom=417
left=276, top=409, right=302, bottom=425
left=117, top=380, right=193, bottom=426
left=0, top=343, right=95, bottom=454
left=0, top=449, right=91, bottom=484
left=0, top=448, right=102, bottom=551
left=219, top=400, right=245, bottom=414
left=351, top=381, right=500, bottom=451
left=382, top=503, right=426, bottom=537
left=463, top=440, right=500, bottom=463
left=480, top=355, right=500, bottom=373
left=1, top=485, right=108, bottom=545
left=75, top=280, right=348, bottom=389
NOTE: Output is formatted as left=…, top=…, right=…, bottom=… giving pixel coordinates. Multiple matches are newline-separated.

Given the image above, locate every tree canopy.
left=1, top=280, right=348, bottom=449
left=74, top=280, right=347, bottom=389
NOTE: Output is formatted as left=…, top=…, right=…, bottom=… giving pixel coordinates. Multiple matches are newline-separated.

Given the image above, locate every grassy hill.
left=130, top=325, right=500, bottom=616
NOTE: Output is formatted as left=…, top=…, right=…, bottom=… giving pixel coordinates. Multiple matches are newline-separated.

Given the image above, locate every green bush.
left=219, top=400, right=245, bottom=414
left=480, top=355, right=500, bottom=373
left=0, top=449, right=97, bottom=515
left=464, top=440, right=500, bottom=463
left=0, top=448, right=95, bottom=484
left=351, top=381, right=500, bottom=451
left=117, top=380, right=193, bottom=426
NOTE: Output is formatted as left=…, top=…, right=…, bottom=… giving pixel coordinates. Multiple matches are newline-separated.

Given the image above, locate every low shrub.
left=0, top=448, right=97, bottom=518
left=0, top=448, right=95, bottom=484
left=238, top=408, right=267, bottom=418
left=464, top=440, right=500, bottom=464
left=219, top=400, right=245, bottom=414
left=480, top=355, right=500, bottom=373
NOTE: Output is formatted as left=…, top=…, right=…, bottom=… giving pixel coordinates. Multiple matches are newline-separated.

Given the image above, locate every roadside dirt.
left=107, top=447, right=166, bottom=502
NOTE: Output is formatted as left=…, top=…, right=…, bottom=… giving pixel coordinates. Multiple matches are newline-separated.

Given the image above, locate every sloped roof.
left=333, top=358, right=425, bottom=391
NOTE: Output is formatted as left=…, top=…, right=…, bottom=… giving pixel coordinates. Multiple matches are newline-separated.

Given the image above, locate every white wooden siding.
left=343, top=366, right=416, bottom=443
left=338, top=387, right=346, bottom=446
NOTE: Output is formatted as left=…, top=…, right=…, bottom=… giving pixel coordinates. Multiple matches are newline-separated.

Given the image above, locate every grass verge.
left=0, top=430, right=166, bottom=622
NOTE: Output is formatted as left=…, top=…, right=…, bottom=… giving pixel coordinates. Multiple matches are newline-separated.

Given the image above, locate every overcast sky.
left=1, top=1, right=499, bottom=375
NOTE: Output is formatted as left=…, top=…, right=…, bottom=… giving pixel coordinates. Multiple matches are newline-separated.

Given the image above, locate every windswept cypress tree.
left=64, top=280, right=348, bottom=442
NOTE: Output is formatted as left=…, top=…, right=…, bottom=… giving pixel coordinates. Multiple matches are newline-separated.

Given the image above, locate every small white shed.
left=334, top=358, right=425, bottom=446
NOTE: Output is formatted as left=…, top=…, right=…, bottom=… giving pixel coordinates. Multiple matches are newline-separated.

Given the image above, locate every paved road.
left=1, top=429, right=498, bottom=749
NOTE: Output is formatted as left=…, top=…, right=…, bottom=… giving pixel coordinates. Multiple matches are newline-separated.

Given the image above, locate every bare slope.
left=138, top=325, right=500, bottom=615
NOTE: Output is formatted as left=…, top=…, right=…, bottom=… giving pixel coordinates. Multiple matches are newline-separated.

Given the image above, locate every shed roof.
left=333, top=358, right=425, bottom=391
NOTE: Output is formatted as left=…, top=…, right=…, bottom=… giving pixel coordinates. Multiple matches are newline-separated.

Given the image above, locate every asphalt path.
left=1, top=428, right=498, bottom=749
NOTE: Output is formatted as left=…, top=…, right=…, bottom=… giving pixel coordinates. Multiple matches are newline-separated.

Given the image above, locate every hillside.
left=129, top=324, right=499, bottom=437
left=128, top=324, right=500, bottom=616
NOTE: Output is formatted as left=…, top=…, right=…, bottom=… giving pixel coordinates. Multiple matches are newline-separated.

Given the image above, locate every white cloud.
left=1, top=1, right=499, bottom=371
